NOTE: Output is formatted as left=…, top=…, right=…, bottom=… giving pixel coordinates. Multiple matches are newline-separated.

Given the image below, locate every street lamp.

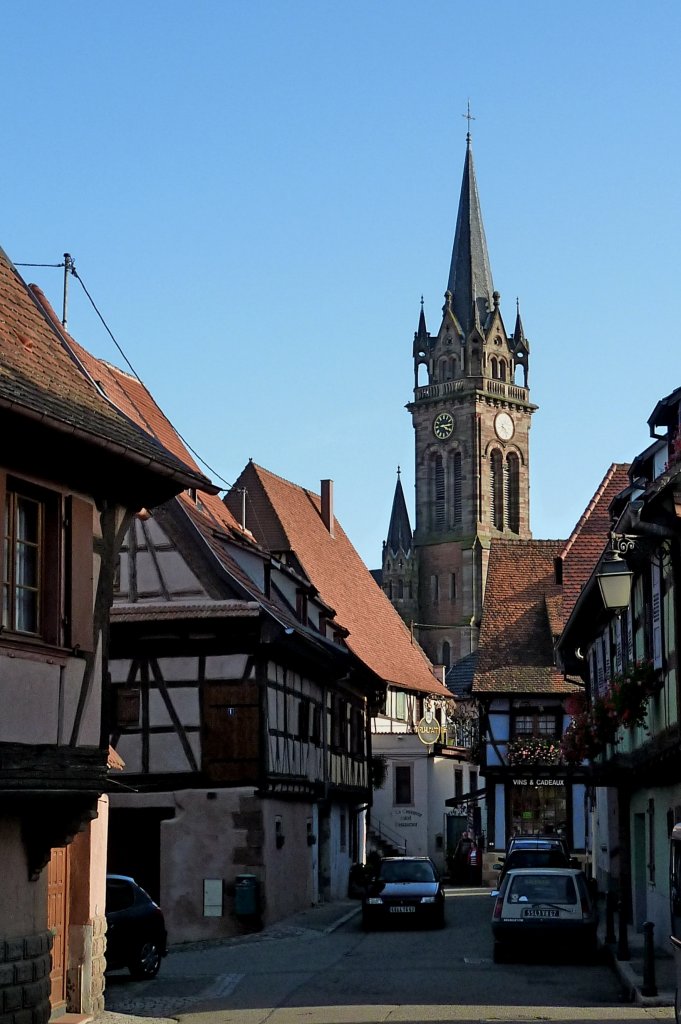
left=596, top=552, right=634, bottom=612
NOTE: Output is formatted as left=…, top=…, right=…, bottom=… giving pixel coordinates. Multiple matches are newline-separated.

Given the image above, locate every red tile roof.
left=0, top=252, right=209, bottom=496
left=226, top=462, right=450, bottom=697
left=473, top=539, right=579, bottom=695
left=560, top=463, right=630, bottom=623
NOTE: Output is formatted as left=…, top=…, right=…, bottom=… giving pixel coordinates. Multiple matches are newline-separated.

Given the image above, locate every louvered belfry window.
left=431, top=453, right=445, bottom=530
left=506, top=452, right=520, bottom=533
left=490, top=449, right=504, bottom=530
left=450, top=451, right=462, bottom=526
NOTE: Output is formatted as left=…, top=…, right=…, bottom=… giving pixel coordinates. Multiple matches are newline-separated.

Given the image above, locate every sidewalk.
left=598, top=909, right=676, bottom=1008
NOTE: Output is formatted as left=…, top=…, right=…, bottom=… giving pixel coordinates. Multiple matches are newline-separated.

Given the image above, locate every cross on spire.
left=462, top=99, right=475, bottom=147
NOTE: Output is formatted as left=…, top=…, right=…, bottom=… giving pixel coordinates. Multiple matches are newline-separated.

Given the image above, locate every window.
left=470, top=770, right=478, bottom=794
left=441, top=641, right=451, bottom=669
left=449, top=572, right=457, bottom=601
left=506, top=452, right=520, bottom=533
left=296, top=590, right=308, bottom=624
left=431, top=453, right=445, bottom=530
left=490, top=449, right=504, bottom=530
left=454, top=768, right=464, bottom=798
left=398, top=580, right=404, bottom=599
left=513, top=710, right=559, bottom=739
left=3, top=490, right=42, bottom=634
left=298, top=697, right=310, bottom=741
left=331, top=696, right=348, bottom=748
left=394, top=765, right=412, bottom=805
left=394, top=690, right=407, bottom=721
left=431, top=574, right=439, bottom=604
left=450, top=451, right=462, bottom=526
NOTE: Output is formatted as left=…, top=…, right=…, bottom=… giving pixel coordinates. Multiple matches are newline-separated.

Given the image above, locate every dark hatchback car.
left=362, top=856, right=445, bottom=930
left=105, top=874, right=168, bottom=979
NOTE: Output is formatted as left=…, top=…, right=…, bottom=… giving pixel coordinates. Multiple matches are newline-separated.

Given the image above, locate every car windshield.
left=378, top=860, right=435, bottom=883
left=507, top=874, right=577, bottom=905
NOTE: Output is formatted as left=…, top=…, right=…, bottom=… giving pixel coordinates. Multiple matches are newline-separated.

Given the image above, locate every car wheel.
left=128, top=940, right=162, bottom=979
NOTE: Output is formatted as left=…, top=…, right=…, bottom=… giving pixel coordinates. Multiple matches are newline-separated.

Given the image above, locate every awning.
left=446, top=787, right=486, bottom=807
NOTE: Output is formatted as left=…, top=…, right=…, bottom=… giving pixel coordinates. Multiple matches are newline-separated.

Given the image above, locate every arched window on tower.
left=449, top=356, right=457, bottom=379
left=499, top=359, right=507, bottom=382
left=398, top=580, right=404, bottom=599
left=506, top=451, right=520, bottom=533
left=430, top=452, right=446, bottom=531
left=490, top=357, right=498, bottom=379
left=490, top=449, right=504, bottom=530
left=441, top=641, right=451, bottom=670
left=417, top=362, right=429, bottom=387
left=449, top=450, right=462, bottom=527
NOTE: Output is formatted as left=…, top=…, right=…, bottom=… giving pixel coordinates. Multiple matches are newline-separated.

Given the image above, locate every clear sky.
left=2, top=2, right=679, bottom=567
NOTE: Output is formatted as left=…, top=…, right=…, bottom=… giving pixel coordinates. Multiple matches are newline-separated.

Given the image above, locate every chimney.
left=321, top=479, right=334, bottom=538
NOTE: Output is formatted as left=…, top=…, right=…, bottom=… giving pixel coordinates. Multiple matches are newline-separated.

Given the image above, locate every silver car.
left=491, top=867, right=597, bottom=963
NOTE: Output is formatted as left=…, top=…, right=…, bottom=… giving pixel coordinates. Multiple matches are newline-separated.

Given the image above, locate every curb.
left=322, top=904, right=361, bottom=934
left=604, top=944, right=675, bottom=1007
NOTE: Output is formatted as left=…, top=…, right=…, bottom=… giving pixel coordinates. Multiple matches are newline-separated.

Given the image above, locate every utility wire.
left=18, top=256, right=235, bottom=492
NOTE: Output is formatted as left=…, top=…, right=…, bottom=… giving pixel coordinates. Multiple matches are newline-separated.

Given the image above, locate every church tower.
left=406, top=131, right=536, bottom=670
left=381, top=467, right=419, bottom=629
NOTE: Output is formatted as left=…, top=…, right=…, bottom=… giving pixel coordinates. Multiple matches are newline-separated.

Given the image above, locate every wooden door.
left=47, top=846, right=69, bottom=1013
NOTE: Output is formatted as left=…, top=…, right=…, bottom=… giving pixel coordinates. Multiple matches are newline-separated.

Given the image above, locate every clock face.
left=433, top=412, right=454, bottom=440
left=494, top=411, right=515, bottom=441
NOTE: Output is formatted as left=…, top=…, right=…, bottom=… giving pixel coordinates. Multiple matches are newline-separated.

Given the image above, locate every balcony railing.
left=414, top=378, right=528, bottom=404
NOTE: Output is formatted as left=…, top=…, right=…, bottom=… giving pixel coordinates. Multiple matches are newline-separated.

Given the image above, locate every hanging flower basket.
left=507, top=736, right=563, bottom=767
left=560, top=660, right=657, bottom=764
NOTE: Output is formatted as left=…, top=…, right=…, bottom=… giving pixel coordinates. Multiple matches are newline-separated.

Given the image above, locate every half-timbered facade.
left=49, top=342, right=380, bottom=942
left=224, top=464, right=454, bottom=873
left=558, top=393, right=681, bottom=946
left=0, top=259, right=209, bottom=1022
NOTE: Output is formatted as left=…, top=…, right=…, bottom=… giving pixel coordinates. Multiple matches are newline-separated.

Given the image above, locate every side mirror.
left=490, top=890, right=499, bottom=897
left=493, top=863, right=503, bottom=871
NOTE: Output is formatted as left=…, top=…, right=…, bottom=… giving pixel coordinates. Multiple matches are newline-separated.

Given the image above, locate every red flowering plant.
left=506, top=736, right=563, bottom=767
left=560, top=660, right=657, bottom=764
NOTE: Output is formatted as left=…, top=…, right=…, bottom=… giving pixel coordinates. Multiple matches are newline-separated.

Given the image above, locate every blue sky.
left=2, top=2, right=679, bottom=566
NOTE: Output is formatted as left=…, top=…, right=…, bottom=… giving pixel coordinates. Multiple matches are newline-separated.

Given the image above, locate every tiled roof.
left=560, top=463, right=630, bottom=623
left=226, top=463, right=450, bottom=697
left=0, top=253, right=209, bottom=495
left=473, top=539, right=579, bottom=695
left=445, top=651, right=477, bottom=698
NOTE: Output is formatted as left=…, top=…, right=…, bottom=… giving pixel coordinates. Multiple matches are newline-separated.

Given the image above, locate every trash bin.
left=234, top=874, right=259, bottom=917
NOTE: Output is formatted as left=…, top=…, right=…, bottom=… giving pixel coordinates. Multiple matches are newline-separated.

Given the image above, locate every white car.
left=491, top=867, right=598, bottom=963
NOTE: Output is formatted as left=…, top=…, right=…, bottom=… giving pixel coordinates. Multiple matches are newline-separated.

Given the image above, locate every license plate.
left=390, top=906, right=415, bottom=913
left=522, top=908, right=559, bottom=918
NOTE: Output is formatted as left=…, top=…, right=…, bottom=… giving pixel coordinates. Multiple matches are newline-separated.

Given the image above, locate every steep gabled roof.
left=560, top=463, right=630, bottom=623
left=226, top=462, right=450, bottom=697
left=0, top=255, right=210, bottom=500
left=473, top=539, right=579, bottom=695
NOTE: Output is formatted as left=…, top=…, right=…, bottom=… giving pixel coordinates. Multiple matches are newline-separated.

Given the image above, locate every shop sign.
left=512, top=778, right=565, bottom=787
left=416, top=716, right=441, bottom=745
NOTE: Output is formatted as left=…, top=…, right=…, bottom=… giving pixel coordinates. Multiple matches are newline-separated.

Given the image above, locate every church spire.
left=447, top=134, right=494, bottom=337
left=385, top=467, right=413, bottom=556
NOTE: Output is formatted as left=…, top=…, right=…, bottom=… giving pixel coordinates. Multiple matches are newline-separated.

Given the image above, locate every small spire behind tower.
left=386, top=468, right=413, bottom=556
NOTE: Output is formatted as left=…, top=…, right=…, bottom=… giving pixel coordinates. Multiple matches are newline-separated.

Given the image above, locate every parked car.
left=491, top=867, right=598, bottom=963
left=492, top=846, right=572, bottom=889
left=362, top=856, right=445, bottom=930
left=506, top=835, right=571, bottom=859
left=105, top=874, right=168, bottom=979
